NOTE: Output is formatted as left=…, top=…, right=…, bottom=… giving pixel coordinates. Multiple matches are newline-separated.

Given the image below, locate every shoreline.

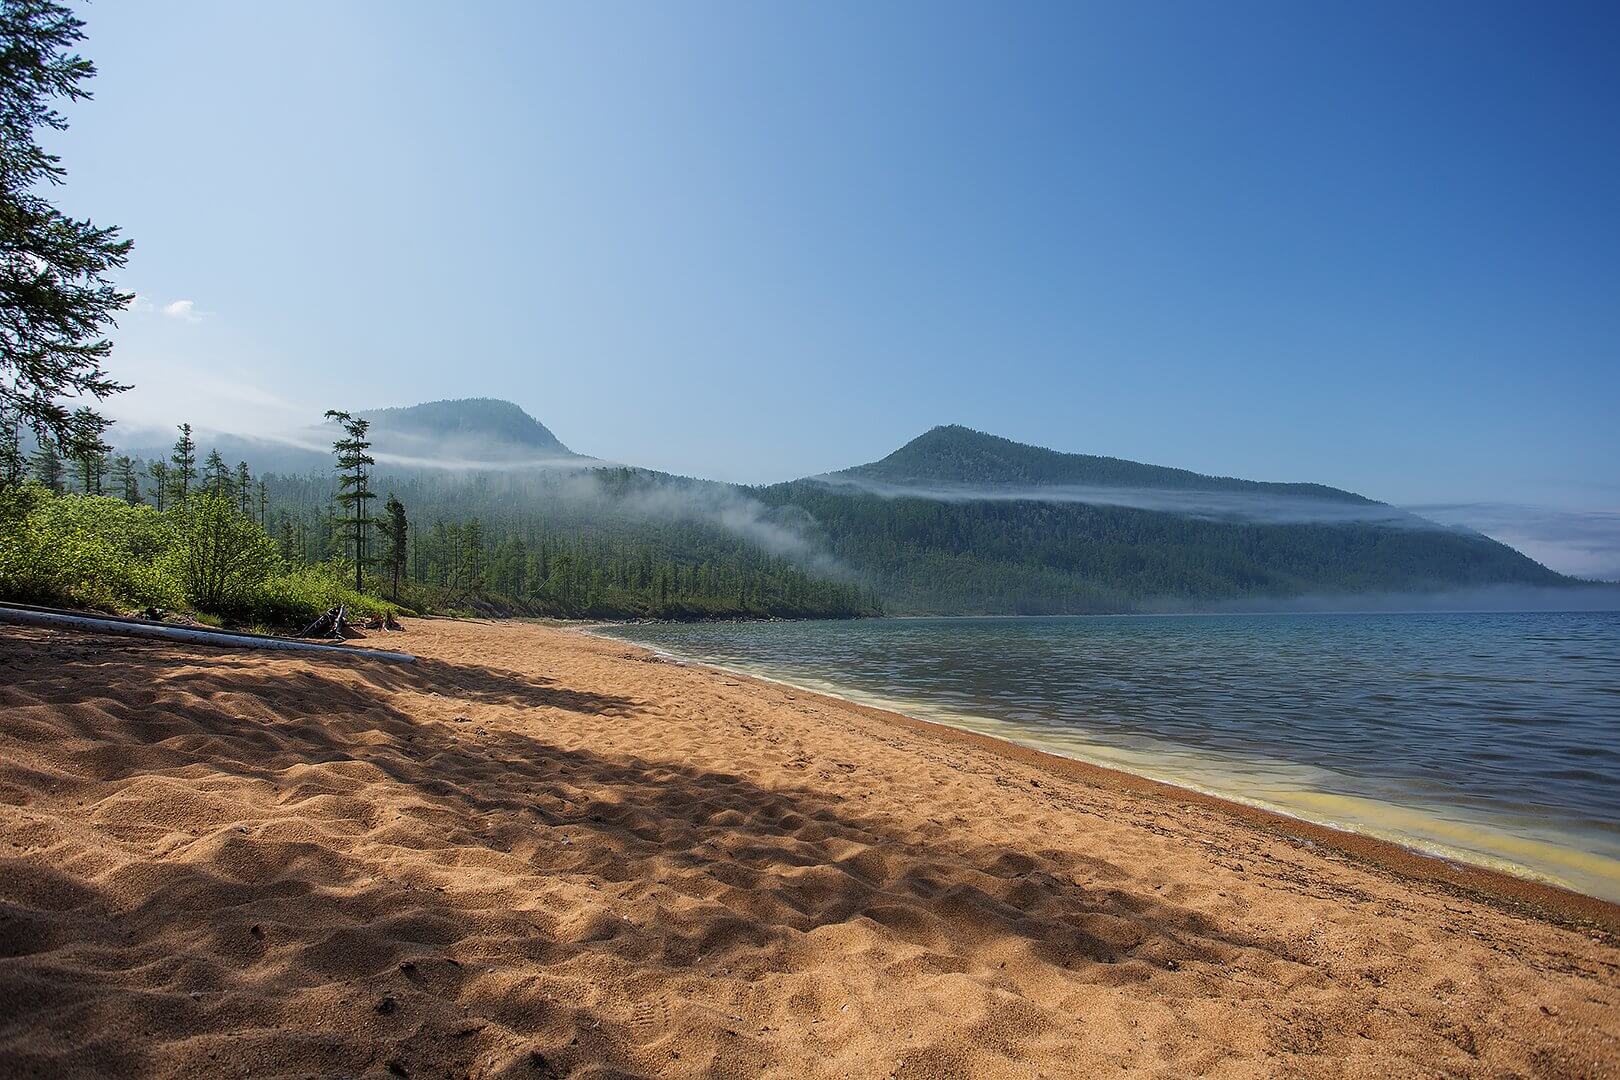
left=582, top=625, right=1620, bottom=934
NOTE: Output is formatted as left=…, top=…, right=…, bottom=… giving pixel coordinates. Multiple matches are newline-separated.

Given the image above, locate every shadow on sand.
left=0, top=626, right=1296, bottom=1077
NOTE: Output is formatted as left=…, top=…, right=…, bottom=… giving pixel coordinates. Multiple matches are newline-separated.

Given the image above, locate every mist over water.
left=600, top=611, right=1620, bottom=901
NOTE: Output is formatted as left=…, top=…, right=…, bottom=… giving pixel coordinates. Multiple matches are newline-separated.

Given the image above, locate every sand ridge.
left=0, top=618, right=1616, bottom=1078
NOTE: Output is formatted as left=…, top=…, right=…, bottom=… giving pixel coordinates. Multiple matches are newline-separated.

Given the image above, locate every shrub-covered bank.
left=0, top=484, right=401, bottom=628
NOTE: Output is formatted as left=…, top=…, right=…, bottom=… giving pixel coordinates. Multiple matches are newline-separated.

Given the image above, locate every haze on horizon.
left=45, top=1, right=1620, bottom=578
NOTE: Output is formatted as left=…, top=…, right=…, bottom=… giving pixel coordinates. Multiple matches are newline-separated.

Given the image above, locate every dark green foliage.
left=0, top=0, right=132, bottom=451
left=169, top=423, right=196, bottom=501
left=380, top=493, right=408, bottom=600
left=28, top=432, right=61, bottom=492
left=235, top=461, right=251, bottom=514
left=68, top=405, right=107, bottom=494
left=144, top=458, right=168, bottom=510
left=0, top=409, right=22, bottom=486
left=112, top=454, right=139, bottom=503
left=257, top=463, right=877, bottom=620
left=324, top=409, right=376, bottom=592
left=202, top=448, right=230, bottom=497
left=754, top=479, right=1566, bottom=614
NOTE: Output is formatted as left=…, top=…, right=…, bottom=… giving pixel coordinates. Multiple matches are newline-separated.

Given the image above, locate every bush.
left=238, top=564, right=405, bottom=628
left=0, top=485, right=405, bottom=628
left=162, top=492, right=281, bottom=614
left=0, top=484, right=182, bottom=611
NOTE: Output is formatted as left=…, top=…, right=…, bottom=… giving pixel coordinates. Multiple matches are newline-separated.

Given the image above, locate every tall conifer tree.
left=112, top=453, right=139, bottom=503
left=235, top=461, right=251, bottom=513
left=203, top=448, right=230, bottom=498
left=145, top=459, right=168, bottom=510
left=0, top=407, right=22, bottom=486
left=0, top=1, right=133, bottom=450
left=169, top=423, right=196, bottom=502
left=324, top=410, right=376, bottom=592
left=29, top=433, right=61, bottom=492
left=381, top=493, right=409, bottom=600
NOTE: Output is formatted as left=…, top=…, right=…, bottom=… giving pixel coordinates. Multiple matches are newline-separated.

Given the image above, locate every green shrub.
left=0, top=484, right=182, bottom=611
left=239, top=564, right=404, bottom=628
left=0, top=485, right=406, bottom=628
left=162, top=492, right=281, bottom=614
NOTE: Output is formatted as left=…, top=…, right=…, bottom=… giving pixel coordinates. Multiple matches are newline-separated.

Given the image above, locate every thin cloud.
left=811, top=475, right=1427, bottom=527
left=161, top=299, right=202, bottom=323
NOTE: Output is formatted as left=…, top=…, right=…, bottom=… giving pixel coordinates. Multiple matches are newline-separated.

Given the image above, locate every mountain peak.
left=361, top=398, right=576, bottom=457
left=843, top=425, right=1370, bottom=501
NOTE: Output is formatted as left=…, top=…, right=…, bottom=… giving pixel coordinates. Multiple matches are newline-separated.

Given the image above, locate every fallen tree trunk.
left=0, top=603, right=415, bottom=663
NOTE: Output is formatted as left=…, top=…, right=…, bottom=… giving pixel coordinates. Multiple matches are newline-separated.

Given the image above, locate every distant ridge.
left=105, top=408, right=1580, bottom=615
left=842, top=424, right=1371, bottom=502
left=361, top=398, right=577, bottom=457
left=752, top=423, right=1569, bottom=613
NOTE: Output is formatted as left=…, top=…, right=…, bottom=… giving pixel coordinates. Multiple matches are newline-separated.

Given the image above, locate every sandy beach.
left=1, top=617, right=1617, bottom=1079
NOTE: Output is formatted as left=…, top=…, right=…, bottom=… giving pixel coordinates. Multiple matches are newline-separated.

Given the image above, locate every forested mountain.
left=111, top=399, right=583, bottom=476
left=754, top=425, right=1571, bottom=614
left=361, top=398, right=580, bottom=462
left=840, top=424, right=1373, bottom=501
left=260, top=464, right=874, bottom=619
left=95, top=403, right=1576, bottom=619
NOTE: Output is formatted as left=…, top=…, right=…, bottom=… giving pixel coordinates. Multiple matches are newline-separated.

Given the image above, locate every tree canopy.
left=0, top=0, right=131, bottom=451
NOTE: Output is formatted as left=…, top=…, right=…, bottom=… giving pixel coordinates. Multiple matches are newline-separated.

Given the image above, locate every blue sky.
left=50, top=2, right=1620, bottom=576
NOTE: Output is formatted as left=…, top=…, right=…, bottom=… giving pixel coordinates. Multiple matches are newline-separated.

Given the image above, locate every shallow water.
left=598, top=611, right=1620, bottom=901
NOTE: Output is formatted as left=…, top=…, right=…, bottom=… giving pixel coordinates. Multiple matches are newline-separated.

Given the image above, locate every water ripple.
left=601, top=611, right=1620, bottom=899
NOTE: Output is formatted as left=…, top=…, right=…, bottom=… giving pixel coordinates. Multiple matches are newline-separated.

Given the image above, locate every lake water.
left=596, top=611, right=1620, bottom=902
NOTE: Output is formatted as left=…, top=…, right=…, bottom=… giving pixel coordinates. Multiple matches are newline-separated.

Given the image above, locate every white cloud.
left=161, top=299, right=202, bottom=323
left=125, top=294, right=155, bottom=313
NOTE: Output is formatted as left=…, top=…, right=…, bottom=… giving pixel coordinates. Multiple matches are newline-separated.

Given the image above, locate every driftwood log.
left=299, top=604, right=366, bottom=640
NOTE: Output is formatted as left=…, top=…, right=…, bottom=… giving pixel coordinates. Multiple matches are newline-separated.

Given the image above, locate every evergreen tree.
left=380, top=493, right=409, bottom=600
left=235, top=461, right=252, bottom=514
left=112, top=454, right=140, bottom=503
left=145, top=459, right=169, bottom=510
left=0, top=407, right=22, bottom=487
left=463, top=516, right=485, bottom=593
left=203, top=448, right=230, bottom=498
left=0, top=1, right=133, bottom=449
left=169, top=423, right=196, bottom=502
left=74, top=442, right=103, bottom=493
left=29, top=433, right=62, bottom=492
left=67, top=406, right=107, bottom=493
left=324, top=409, right=376, bottom=592
left=256, top=477, right=268, bottom=528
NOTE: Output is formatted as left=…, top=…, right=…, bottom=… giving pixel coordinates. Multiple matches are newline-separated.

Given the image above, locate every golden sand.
left=1, top=618, right=1616, bottom=1077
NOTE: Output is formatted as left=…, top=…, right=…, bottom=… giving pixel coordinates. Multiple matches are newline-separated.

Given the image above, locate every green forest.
left=0, top=427, right=878, bottom=624
left=0, top=401, right=1578, bottom=626
left=755, top=477, right=1566, bottom=614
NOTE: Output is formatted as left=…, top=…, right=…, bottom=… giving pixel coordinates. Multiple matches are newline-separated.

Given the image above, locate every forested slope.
left=96, top=406, right=1575, bottom=619
left=753, top=426, right=1569, bottom=614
